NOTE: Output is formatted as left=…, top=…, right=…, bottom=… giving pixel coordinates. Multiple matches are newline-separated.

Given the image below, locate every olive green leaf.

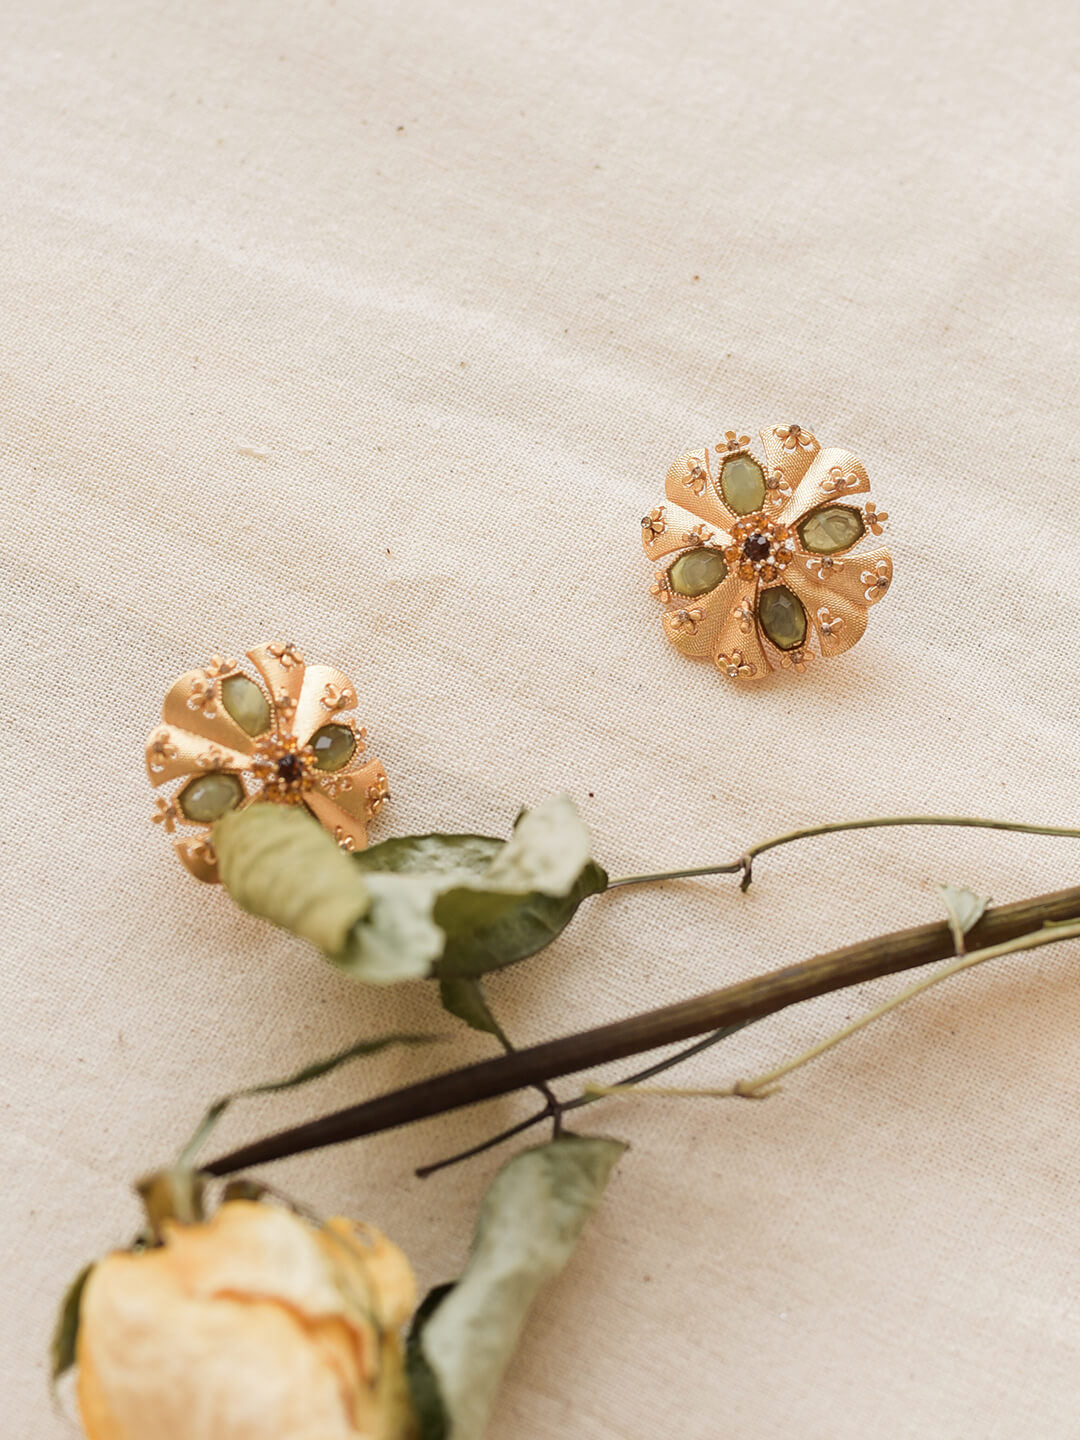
left=342, top=872, right=448, bottom=983
left=136, top=1167, right=207, bottom=1234
left=51, top=1263, right=93, bottom=1391
left=217, top=796, right=605, bottom=985
left=407, top=1134, right=627, bottom=1440
left=216, top=804, right=372, bottom=956
left=438, top=977, right=503, bottom=1037
left=937, top=883, right=991, bottom=955
left=354, top=795, right=608, bottom=982
left=405, top=1285, right=455, bottom=1440
left=176, top=1031, right=436, bottom=1169
left=215, top=804, right=444, bottom=983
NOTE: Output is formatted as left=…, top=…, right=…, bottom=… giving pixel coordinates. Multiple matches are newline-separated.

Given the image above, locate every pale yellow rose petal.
left=79, top=1261, right=358, bottom=1439
left=76, top=1203, right=418, bottom=1440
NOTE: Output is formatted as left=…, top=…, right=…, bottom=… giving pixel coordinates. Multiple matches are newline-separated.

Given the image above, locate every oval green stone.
left=758, top=585, right=807, bottom=650
left=720, top=455, right=766, bottom=515
left=799, top=505, right=865, bottom=555
left=668, top=548, right=729, bottom=597
left=310, top=723, right=356, bottom=772
left=221, top=674, right=271, bottom=736
left=178, top=771, right=244, bottom=823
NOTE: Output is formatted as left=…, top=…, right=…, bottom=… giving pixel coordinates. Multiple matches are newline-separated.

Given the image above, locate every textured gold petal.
left=779, top=446, right=871, bottom=528
left=759, top=425, right=820, bottom=499
left=664, top=450, right=741, bottom=533
left=660, top=574, right=739, bottom=659
left=785, top=563, right=869, bottom=658
left=174, top=836, right=221, bottom=884
left=713, top=585, right=772, bottom=679
left=145, top=724, right=252, bottom=787
left=161, top=669, right=259, bottom=755
left=293, top=665, right=360, bottom=748
left=305, top=759, right=389, bottom=852
left=247, top=642, right=307, bottom=730
left=641, top=500, right=729, bottom=562
left=853, top=546, right=893, bottom=606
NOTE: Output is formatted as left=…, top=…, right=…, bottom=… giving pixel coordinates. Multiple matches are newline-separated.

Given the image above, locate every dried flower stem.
left=607, top=815, right=1080, bottom=892
left=204, top=883, right=1080, bottom=1177
left=415, top=1024, right=748, bottom=1177
left=583, top=919, right=1080, bottom=1101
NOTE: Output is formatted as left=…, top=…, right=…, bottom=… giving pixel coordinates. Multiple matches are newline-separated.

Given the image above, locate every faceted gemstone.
left=799, top=505, right=865, bottom=555
left=758, top=585, right=807, bottom=650
left=178, top=771, right=244, bottom=823
left=668, top=548, right=729, bottom=597
left=742, top=532, right=771, bottom=564
left=277, top=752, right=306, bottom=784
left=720, top=456, right=766, bottom=515
left=221, top=674, right=271, bottom=736
left=310, top=723, right=356, bottom=772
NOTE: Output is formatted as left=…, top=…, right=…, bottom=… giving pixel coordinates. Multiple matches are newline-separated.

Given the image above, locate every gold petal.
left=161, top=670, right=259, bottom=756
left=304, top=759, right=389, bottom=852
left=661, top=575, right=738, bottom=659
left=247, top=642, right=307, bottom=729
left=664, top=450, right=741, bottom=533
left=785, top=562, right=870, bottom=658
left=145, top=724, right=252, bottom=787
left=642, top=501, right=728, bottom=562
left=174, top=835, right=221, bottom=884
left=293, top=665, right=360, bottom=748
left=713, top=586, right=772, bottom=678
left=853, top=546, right=893, bottom=605
left=759, top=426, right=820, bottom=497
left=779, top=446, right=871, bottom=528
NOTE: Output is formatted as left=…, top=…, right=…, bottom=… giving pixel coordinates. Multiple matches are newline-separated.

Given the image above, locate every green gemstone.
left=221, top=674, right=271, bottom=736
left=799, top=505, right=865, bottom=555
left=178, top=772, right=244, bottom=823
left=720, top=456, right=766, bottom=515
left=758, top=585, right=807, bottom=650
left=668, top=548, right=729, bottom=597
left=310, top=723, right=356, bottom=772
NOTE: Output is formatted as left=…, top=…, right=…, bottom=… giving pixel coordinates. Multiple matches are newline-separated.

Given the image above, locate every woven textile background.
left=4, top=1, right=1079, bottom=1435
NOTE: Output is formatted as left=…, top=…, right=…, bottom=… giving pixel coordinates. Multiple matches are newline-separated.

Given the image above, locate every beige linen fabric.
left=3, top=1, right=1080, bottom=1435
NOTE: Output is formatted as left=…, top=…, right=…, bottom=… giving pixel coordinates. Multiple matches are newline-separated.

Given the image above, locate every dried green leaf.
left=217, top=797, right=604, bottom=984
left=433, top=861, right=608, bottom=980
left=216, top=805, right=372, bottom=957
left=937, top=883, right=991, bottom=955
left=354, top=796, right=608, bottom=981
left=355, top=834, right=503, bottom=879
left=136, top=1168, right=207, bottom=1233
left=438, top=977, right=502, bottom=1037
left=177, top=1032, right=435, bottom=1168
left=341, top=871, right=448, bottom=983
left=51, top=1263, right=93, bottom=1390
left=410, top=1134, right=627, bottom=1440
left=405, top=1284, right=455, bottom=1440
left=485, top=794, right=595, bottom=896
left=215, top=805, right=444, bottom=983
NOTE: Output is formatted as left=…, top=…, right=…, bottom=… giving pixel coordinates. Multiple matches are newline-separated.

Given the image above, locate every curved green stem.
left=607, top=816, right=1080, bottom=893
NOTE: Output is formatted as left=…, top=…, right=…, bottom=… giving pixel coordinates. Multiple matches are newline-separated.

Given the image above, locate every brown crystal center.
left=742, top=533, right=771, bottom=563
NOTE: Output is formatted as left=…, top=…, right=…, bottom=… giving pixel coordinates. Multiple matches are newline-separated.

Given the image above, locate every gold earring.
left=146, top=642, right=388, bottom=882
left=642, top=425, right=891, bottom=679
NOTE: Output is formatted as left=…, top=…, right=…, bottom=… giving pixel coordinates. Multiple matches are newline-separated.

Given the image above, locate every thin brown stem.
left=414, top=1023, right=750, bottom=1178
left=203, top=884, right=1080, bottom=1177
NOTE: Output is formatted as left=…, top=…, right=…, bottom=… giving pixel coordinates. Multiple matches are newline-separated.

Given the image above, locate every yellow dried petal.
left=76, top=1201, right=417, bottom=1440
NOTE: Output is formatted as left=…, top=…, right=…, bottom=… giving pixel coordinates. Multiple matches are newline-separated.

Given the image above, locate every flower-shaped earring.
left=146, top=642, right=389, bottom=882
left=641, top=426, right=892, bottom=679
